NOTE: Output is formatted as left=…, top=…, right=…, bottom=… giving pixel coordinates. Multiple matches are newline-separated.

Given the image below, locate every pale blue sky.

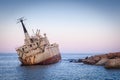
left=0, top=0, right=120, bottom=53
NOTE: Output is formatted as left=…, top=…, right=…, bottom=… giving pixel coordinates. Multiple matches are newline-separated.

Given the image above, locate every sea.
left=0, top=53, right=120, bottom=80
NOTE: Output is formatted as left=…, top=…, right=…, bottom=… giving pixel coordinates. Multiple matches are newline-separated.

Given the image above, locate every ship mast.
left=20, top=18, right=28, bottom=33
left=17, top=17, right=30, bottom=44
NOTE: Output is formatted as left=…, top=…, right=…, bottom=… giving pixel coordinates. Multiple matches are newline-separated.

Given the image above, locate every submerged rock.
left=78, top=59, right=83, bottom=62
left=69, top=59, right=83, bottom=63
left=69, top=59, right=78, bottom=62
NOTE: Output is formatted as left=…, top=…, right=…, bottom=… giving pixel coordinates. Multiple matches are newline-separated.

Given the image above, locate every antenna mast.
left=17, top=17, right=30, bottom=42
left=17, top=17, right=28, bottom=33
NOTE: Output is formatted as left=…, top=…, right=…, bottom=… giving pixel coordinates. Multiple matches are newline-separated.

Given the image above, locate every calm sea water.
left=0, top=53, right=120, bottom=80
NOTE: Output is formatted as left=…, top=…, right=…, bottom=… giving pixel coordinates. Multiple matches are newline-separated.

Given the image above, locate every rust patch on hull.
left=38, top=54, right=61, bottom=65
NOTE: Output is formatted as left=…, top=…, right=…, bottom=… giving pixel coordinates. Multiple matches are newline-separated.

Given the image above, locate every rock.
left=81, top=52, right=120, bottom=69
left=69, top=59, right=77, bottom=62
left=96, top=58, right=108, bottom=65
left=107, top=53, right=116, bottom=59
left=85, top=56, right=88, bottom=59
left=93, top=56, right=101, bottom=62
left=82, top=59, right=96, bottom=65
left=105, top=58, right=120, bottom=69
left=69, top=59, right=82, bottom=63
left=78, top=59, right=83, bottom=62
left=82, top=56, right=101, bottom=65
left=100, top=54, right=108, bottom=59
left=107, top=52, right=120, bottom=59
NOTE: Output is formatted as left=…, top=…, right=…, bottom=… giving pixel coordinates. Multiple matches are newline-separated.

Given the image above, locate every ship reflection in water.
left=0, top=53, right=120, bottom=80
left=16, top=18, right=61, bottom=65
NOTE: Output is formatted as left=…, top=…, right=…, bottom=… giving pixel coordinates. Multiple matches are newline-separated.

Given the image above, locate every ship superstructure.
left=16, top=18, right=61, bottom=65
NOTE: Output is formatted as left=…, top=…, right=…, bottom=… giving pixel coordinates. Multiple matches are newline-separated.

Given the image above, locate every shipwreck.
left=16, top=18, right=61, bottom=65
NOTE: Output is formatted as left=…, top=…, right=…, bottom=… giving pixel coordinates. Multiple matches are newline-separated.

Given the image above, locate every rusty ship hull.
left=18, top=45, right=61, bottom=65
left=19, top=54, right=61, bottom=65
left=16, top=18, right=61, bottom=65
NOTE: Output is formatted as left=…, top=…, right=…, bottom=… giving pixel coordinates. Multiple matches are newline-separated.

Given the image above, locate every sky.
left=0, top=0, right=120, bottom=53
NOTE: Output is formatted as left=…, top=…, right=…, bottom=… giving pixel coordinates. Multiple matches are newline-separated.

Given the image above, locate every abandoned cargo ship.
left=16, top=18, right=61, bottom=65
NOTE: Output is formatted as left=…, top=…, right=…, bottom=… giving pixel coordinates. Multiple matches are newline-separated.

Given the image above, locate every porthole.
left=30, top=44, right=32, bottom=47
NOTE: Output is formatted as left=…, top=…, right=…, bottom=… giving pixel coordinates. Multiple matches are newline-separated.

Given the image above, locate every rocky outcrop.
left=82, top=56, right=100, bottom=65
left=105, top=58, right=120, bottom=69
left=77, top=52, right=120, bottom=69
left=96, top=58, right=108, bottom=66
